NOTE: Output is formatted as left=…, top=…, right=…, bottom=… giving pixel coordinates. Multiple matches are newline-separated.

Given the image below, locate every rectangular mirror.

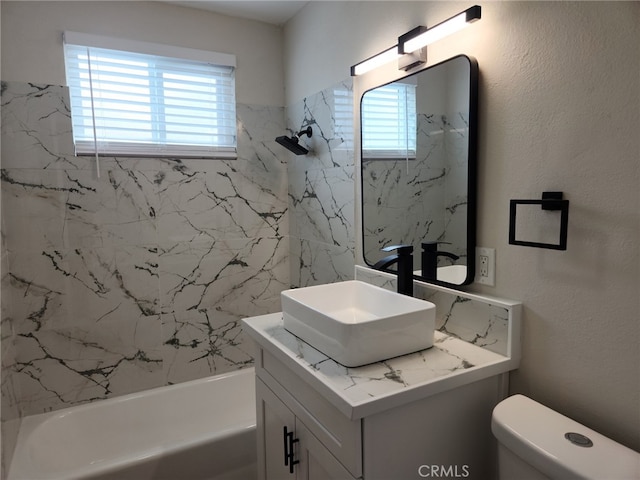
left=361, top=55, right=478, bottom=287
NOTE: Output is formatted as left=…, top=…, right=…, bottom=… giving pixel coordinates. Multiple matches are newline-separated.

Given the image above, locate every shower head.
left=276, top=135, right=309, bottom=155
left=276, top=126, right=312, bottom=155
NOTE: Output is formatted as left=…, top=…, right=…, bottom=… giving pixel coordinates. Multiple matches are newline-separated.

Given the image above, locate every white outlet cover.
left=475, top=247, right=495, bottom=286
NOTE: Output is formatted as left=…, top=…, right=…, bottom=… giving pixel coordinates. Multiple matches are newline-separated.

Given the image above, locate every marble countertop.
left=242, top=313, right=517, bottom=420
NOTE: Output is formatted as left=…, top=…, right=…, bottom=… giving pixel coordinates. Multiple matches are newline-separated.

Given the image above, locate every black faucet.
left=421, top=241, right=460, bottom=281
left=372, top=244, right=414, bottom=296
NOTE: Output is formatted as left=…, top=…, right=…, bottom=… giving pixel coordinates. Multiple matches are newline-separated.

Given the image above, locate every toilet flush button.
left=565, top=432, right=594, bottom=447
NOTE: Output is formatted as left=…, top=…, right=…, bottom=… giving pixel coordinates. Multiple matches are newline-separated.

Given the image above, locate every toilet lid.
left=491, top=395, right=640, bottom=480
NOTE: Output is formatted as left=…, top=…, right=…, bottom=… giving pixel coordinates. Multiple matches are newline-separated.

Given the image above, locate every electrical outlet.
left=479, top=254, right=489, bottom=277
left=475, top=247, right=495, bottom=286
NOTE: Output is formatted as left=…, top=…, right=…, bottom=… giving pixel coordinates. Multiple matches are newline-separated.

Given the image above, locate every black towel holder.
left=509, top=192, right=569, bottom=250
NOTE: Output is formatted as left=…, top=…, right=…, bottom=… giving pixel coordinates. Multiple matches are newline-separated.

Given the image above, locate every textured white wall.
left=0, top=1, right=285, bottom=106
left=285, top=1, right=640, bottom=450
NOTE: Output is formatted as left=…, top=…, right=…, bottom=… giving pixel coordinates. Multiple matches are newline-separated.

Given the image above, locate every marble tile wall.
left=1, top=81, right=289, bottom=416
left=286, top=79, right=356, bottom=287
left=439, top=112, right=471, bottom=259
left=355, top=265, right=510, bottom=357
left=1, top=215, right=21, bottom=479
left=362, top=112, right=469, bottom=268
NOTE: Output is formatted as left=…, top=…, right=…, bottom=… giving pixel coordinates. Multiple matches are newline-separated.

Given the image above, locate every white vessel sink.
left=281, top=280, right=436, bottom=367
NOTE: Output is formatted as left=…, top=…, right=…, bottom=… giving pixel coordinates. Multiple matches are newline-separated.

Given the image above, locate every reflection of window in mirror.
left=333, top=86, right=354, bottom=150
left=362, top=81, right=417, bottom=160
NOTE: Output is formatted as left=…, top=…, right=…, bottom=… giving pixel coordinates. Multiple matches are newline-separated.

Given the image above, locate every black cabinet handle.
left=283, top=426, right=299, bottom=474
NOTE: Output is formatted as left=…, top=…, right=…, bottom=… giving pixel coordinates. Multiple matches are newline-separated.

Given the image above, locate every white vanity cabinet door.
left=256, top=378, right=359, bottom=480
left=258, top=350, right=362, bottom=477
left=256, top=379, right=297, bottom=480
left=296, top=421, right=358, bottom=480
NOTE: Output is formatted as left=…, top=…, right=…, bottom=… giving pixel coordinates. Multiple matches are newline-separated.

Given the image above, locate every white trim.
left=63, top=31, right=236, bottom=67
left=74, top=141, right=237, bottom=159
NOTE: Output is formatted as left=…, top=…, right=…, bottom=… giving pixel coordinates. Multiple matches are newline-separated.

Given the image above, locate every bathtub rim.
left=9, top=367, right=256, bottom=480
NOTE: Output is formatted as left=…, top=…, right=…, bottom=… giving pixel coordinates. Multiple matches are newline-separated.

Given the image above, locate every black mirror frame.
left=360, top=54, right=479, bottom=288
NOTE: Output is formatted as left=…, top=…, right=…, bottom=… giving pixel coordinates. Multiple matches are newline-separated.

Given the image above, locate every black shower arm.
left=296, top=126, right=313, bottom=139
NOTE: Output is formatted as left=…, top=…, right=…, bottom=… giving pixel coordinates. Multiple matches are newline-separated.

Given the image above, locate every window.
left=63, top=32, right=237, bottom=159
left=333, top=86, right=354, bottom=151
left=361, top=82, right=417, bottom=159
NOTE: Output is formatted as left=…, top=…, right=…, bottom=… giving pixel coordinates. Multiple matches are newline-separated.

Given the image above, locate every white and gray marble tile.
left=7, top=245, right=159, bottom=333
left=286, top=79, right=356, bottom=288
left=286, top=79, right=354, bottom=173
left=1, top=81, right=291, bottom=415
left=1, top=169, right=72, bottom=252
left=2, top=165, right=159, bottom=252
left=159, top=236, right=287, bottom=316
left=244, top=312, right=508, bottom=418
left=362, top=111, right=471, bottom=267
left=4, top=243, right=163, bottom=414
left=156, top=164, right=287, bottom=243
left=355, top=266, right=510, bottom=357
left=161, top=309, right=254, bottom=385
left=1, top=82, right=78, bottom=170
left=429, top=292, right=509, bottom=356
left=289, top=237, right=354, bottom=288
left=1, top=244, right=21, bottom=475
left=288, top=166, right=355, bottom=249
left=13, top=327, right=163, bottom=416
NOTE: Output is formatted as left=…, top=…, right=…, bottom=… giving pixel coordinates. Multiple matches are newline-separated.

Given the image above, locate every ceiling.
left=168, top=1, right=309, bottom=26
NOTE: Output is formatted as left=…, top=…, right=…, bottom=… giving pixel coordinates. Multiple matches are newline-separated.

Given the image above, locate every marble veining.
left=243, top=312, right=510, bottom=419
left=362, top=112, right=470, bottom=267
left=1, top=76, right=357, bottom=417
left=355, top=265, right=511, bottom=356
left=1, top=227, right=21, bottom=477
left=1, top=81, right=289, bottom=415
left=286, top=79, right=355, bottom=287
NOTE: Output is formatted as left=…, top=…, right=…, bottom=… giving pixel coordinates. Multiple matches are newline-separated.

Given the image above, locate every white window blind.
left=63, top=32, right=237, bottom=159
left=361, top=83, right=417, bottom=159
left=333, top=86, right=354, bottom=150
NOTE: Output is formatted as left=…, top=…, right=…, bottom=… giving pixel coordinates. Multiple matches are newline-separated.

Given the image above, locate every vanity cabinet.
left=255, top=347, right=505, bottom=480
left=245, top=310, right=521, bottom=480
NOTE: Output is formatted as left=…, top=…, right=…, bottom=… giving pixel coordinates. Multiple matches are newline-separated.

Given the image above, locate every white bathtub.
left=9, top=368, right=257, bottom=480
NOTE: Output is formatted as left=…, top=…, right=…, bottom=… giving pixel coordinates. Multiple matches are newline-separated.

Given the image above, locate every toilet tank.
left=491, top=395, right=640, bottom=480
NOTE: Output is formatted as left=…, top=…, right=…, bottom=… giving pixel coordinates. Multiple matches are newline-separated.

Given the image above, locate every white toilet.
left=492, top=394, right=640, bottom=480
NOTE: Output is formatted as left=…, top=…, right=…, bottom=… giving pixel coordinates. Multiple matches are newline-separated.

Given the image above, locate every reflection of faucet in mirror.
left=373, top=245, right=414, bottom=296
left=421, top=242, right=459, bottom=281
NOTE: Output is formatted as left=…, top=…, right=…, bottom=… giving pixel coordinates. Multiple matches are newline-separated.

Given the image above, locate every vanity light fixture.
left=350, top=5, right=481, bottom=76
left=398, top=48, right=427, bottom=72
left=398, top=5, right=481, bottom=54
left=350, top=45, right=400, bottom=76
